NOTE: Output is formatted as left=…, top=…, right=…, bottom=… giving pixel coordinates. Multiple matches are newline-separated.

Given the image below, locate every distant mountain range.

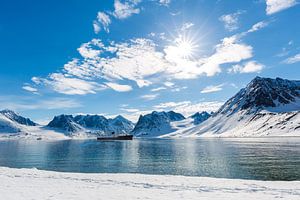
left=47, top=114, right=134, bottom=136
left=0, top=76, right=299, bottom=138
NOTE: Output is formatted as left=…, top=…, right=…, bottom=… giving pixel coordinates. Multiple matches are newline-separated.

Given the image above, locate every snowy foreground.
left=0, top=167, right=299, bottom=200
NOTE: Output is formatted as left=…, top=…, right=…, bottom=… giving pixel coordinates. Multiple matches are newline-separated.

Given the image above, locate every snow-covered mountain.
left=0, top=110, right=37, bottom=134
left=47, top=115, right=84, bottom=134
left=108, top=115, right=135, bottom=134
left=0, top=110, right=36, bottom=126
left=47, top=114, right=134, bottom=136
left=131, top=111, right=185, bottom=137
left=163, top=77, right=300, bottom=138
left=190, top=112, right=212, bottom=125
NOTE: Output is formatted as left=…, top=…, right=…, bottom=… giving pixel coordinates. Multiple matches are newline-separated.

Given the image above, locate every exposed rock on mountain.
left=190, top=112, right=212, bottom=125
left=131, top=111, right=185, bottom=137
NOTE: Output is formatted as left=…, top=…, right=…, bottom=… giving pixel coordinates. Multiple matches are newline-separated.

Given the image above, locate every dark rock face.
left=167, top=111, right=186, bottom=121
left=74, top=115, right=109, bottom=130
left=47, top=115, right=82, bottom=133
left=0, top=110, right=37, bottom=126
left=131, top=111, right=185, bottom=136
left=216, top=77, right=300, bottom=115
left=190, top=112, right=211, bottom=125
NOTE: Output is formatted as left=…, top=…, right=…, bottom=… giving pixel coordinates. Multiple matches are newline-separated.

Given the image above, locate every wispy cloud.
left=283, top=53, right=300, bottom=64
left=22, top=85, right=38, bottom=93
left=181, top=22, right=194, bottom=31
left=113, top=0, right=141, bottom=19
left=247, top=21, right=269, bottom=33
left=105, top=82, right=133, bottom=92
left=0, top=97, right=81, bottom=111
left=228, top=61, right=264, bottom=74
left=153, top=101, right=223, bottom=117
left=32, top=73, right=106, bottom=95
left=120, top=108, right=140, bottom=113
left=151, top=87, right=167, bottom=92
left=93, top=12, right=111, bottom=33
left=219, top=11, right=245, bottom=32
left=200, top=84, right=223, bottom=94
left=266, top=0, right=297, bottom=15
left=159, top=0, right=171, bottom=6
left=140, top=94, right=159, bottom=101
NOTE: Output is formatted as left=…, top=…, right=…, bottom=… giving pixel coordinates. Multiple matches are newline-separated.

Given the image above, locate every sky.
left=0, top=0, right=299, bottom=123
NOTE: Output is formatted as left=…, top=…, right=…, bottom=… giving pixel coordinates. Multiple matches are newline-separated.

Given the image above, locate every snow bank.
left=0, top=167, right=299, bottom=200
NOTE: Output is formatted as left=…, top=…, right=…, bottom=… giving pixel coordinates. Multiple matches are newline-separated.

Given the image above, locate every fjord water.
left=0, top=138, right=299, bottom=180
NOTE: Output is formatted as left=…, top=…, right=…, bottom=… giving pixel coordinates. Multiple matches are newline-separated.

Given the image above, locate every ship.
left=97, top=132, right=133, bottom=141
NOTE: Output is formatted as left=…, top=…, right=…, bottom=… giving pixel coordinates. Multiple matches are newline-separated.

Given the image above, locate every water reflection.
left=0, top=138, right=299, bottom=180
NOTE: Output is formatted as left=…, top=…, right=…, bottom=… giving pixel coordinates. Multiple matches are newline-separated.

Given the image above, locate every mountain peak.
left=217, top=77, right=300, bottom=115
left=47, top=114, right=82, bottom=133
left=190, top=111, right=211, bottom=125
left=131, top=110, right=185, bottom=137
left=0, top=109, right=37, bottom=126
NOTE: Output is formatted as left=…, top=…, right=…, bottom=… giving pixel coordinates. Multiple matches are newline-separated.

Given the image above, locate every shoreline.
left=0, top=167, right=299, bottom=200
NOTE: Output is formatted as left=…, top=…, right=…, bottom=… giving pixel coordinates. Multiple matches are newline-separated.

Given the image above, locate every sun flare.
left=174, top=35, right=198, bottom=59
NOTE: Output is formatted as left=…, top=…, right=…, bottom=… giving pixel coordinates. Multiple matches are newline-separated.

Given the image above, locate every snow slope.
left=0, top=167, right=299, bottom=200
left=163, top=77, right=300, bottom=138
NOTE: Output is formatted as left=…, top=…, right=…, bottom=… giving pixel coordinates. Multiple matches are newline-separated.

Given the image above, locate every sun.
left=176, top=40, right=193, bottom=58
left=174, top=35, right=198, bottom=59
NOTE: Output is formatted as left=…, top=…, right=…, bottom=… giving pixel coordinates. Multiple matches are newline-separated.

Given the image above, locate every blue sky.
left=0, top=0, right=299, bottom=123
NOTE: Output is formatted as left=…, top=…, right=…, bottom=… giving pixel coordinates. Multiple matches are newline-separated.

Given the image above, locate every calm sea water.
left=0, top=138, right=299, bottom=180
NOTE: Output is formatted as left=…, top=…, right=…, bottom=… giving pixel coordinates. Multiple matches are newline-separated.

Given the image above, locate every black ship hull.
left=97, top=135, right=133, bottom=141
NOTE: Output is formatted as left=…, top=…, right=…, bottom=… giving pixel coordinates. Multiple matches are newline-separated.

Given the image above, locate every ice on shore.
left=0, top=167, right=299, bottom=200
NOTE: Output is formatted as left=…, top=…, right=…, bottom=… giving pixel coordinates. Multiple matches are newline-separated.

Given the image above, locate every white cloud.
left=77, top=39, right=104, bottom=59
left=154, top=101, right=191, bottom=109
left=93, top=22, right=101, bottom=34
left=200, top=84, right=223, bottom=94
left=98, top=12, right=111, bottom=32
left=247, top=21, right=269, bottom=33
left=0, top=97, right=81, bottom=111
left=171, top=86, right=187, bottom=92
left=159, top=0, right=171, bottom=6
left=219, top=11, right=244, bottom=32
left=105, top=82, right=133, bottom=92
left=120, top=108, right=140, bottom=113
left=66, top=38, right=168, bottom=88
left=266, top=0, right=297, bottom=15
left=93, top=12, right=111, bottom=34
left=140, top=94, right=159, bottom=101
left=32, top=73, right=106, bottom=95
left=113, top=0, right=140, bottom=19
left=181, top=22, right=194, bottom=31
left=197, top=36, right=253, bottom=76
left=154, top=101, right=223, bottom=117
left=22, top=85, right=38, bottom=93
left=151, top=87, right=167, bottom=92
left=283, top=53, right=300, bottom=64
left=164, top=81, right=175, bottom=87
left=228, top=61, right=264, bottom=73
